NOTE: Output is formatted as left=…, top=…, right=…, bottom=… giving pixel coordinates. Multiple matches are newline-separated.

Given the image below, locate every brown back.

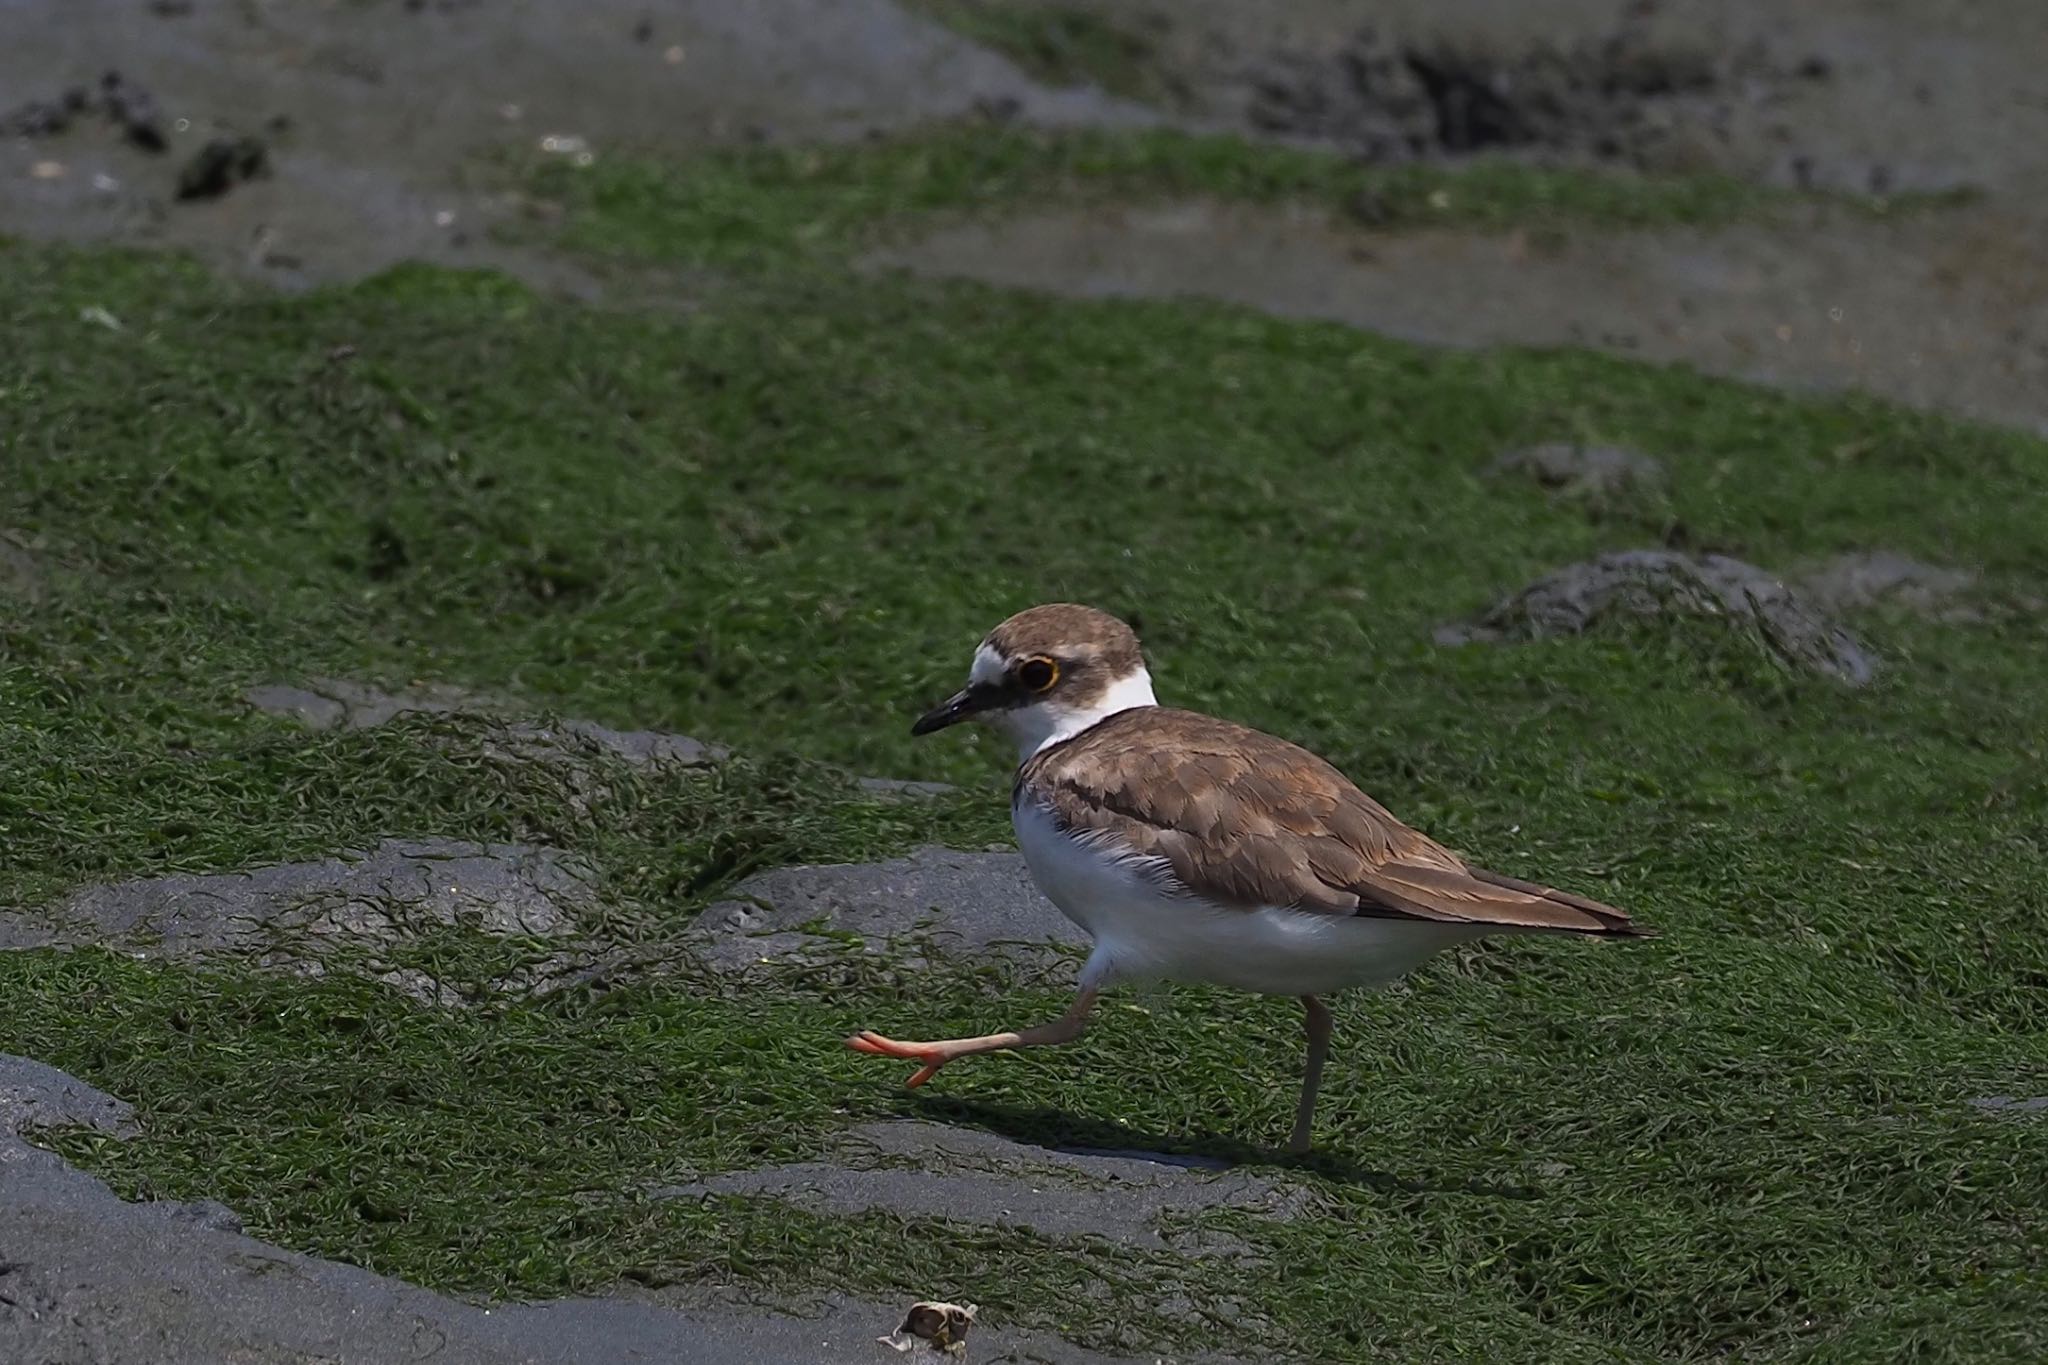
left=1017, top=708, right=1649, bottom=937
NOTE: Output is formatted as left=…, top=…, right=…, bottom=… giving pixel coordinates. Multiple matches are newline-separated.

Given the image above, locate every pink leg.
left=845, top=989, right=1100, bottom=1088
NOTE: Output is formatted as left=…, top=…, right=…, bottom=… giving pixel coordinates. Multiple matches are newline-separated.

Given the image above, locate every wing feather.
left=1020, top=709, right=1650, bottom=939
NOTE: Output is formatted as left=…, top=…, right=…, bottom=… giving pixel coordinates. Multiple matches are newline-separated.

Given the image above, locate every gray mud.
left=867, top=0, right=2048, bottom=432
left=869, top=198, right=2048, bottom=433
left=9, top=0, right=2045, bottom=432
left=659, top=1120, right=1315, bottom=1254
left=1436, top=549, right=1879, bottom=685
left=1489, top=442, right=1667, bottom=498
left=691, top=845, right=1084, bottom=975
left=1792, top=551, right=1982, bottom=621
left=1243, top=16, right=1834, bottom=181
left=1, top=1056, right=1221, bottom=1365
left=0, top=0, right=1154, bottom=289
left=246, top=676, right=728, bottom=766
left=0, top=839, right=597, bottom=1004
left=1064, top=0, right=2048, bottom=201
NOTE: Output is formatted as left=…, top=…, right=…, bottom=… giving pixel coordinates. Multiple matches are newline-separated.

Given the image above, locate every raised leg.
left=1289, top=995, right=1334, bottom=1155
left=846, top=989, right=1100, bottom=1088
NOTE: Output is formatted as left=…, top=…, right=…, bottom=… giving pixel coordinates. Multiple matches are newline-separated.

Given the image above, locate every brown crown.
left=984, top=603, right=1145, bottom=677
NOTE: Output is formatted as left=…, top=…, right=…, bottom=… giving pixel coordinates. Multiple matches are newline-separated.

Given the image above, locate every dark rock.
left=655, top=1120, right=1313, bottom=1253
left=99, top=70, right=167, bottom=152
left=3, top=87, right=89, bottom=137
left=691, top=846, right=1083, bottom=973
left=1241, top=17, right=1822, bottom=172
left=1245, top=28, right=1434, bottom=159
left=1970, top=1095, right=2048, bottom=1115
left=1489, top=442, right=1667, bottom=496
left=1437, top=549, right=1877, bottom=685
left=176, top=136, right=271, bottom=201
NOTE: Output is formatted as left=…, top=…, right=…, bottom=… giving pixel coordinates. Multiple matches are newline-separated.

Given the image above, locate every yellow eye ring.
left=1018, top=656, right=1059, bottom=693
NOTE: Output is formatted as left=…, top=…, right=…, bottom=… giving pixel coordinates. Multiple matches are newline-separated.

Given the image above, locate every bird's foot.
left=845, top=1030, right=953, bottom=1088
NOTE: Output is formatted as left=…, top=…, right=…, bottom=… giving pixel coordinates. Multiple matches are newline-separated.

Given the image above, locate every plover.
left=848, top=604, right=1652, bottom=1153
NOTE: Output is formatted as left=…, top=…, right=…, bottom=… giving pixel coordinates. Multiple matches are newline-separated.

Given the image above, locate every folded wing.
left=1022, top=708, right=1651, bottom=939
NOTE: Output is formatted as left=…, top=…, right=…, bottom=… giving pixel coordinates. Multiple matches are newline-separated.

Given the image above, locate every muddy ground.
left=7, top=0, right=2046, bottom=426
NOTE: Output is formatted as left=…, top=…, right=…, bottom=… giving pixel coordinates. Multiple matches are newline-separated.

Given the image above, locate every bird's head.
left=913, top=603, right=1157, bottom=759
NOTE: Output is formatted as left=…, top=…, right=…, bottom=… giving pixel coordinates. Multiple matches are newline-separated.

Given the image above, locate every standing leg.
left=1289, top=995, right=1334, bottom=1155
left=846, top=989, right=1100, bottom=1088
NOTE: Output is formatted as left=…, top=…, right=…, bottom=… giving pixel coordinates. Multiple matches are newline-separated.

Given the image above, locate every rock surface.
left=659, top=1120, right=1314, bottom=1253
left=1435, top=549, right=1877, bottom=685
left=1, top=1054, right=139, bottom=1142
left=0, top=1056, right=1231, bottom=1364
left=26, top=838, right=591, bottom=953
left=0, top=840, right=597, bottom=1004
left=245, top=677, right=727, bottom=766
left=857, top=775, right=959, bottom=800
left=691, top=845, right=1085, bottom=973
left=1793, top=551, right=1979, bottom=621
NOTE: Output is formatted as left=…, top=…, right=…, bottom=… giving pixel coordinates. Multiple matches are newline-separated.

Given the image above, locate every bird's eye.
left=1018, top=656, right=1059, bottom=693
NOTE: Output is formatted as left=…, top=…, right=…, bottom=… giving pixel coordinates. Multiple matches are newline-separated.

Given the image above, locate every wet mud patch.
left=689, top=845, right=1083, bottom=978
left=244, top=676, right=951, bottom=802
left=1, top=1054, right=139, bottom=1145
left=1244, top=17, right=1829, bottom=180
left=1045, top=0, right=2046, bottom=203
left=0, top=839, right=599, bottom=1005
left=1436, top=549, right=1877, bottom=686
left=1, top=1061, right=1220, bottom=1365
left=0, top=0, right=1155, bottom=288
left=245, top=676, right=728, bottom=767
left=1791, top=551, right=1984, bottom=623
left=868, top=198, right=2048, bottom=433
left=657, top=1120, right=1316, bottom=1256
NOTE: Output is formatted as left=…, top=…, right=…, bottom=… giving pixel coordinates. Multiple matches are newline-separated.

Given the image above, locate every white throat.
left=997, top=666, right=1157, bottom=761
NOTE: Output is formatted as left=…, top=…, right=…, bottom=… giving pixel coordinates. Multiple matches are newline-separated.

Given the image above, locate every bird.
left=846, top=603, right=1653, bottom=1153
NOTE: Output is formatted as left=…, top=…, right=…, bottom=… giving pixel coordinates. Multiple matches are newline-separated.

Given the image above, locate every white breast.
left=1011, top=796, right=1486, bottom=998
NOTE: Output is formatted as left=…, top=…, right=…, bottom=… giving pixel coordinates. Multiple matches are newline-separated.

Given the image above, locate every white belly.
left=1012, top=798, right=1484, bottom=997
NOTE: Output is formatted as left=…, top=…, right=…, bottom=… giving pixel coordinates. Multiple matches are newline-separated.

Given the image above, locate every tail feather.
left=1465, top=866, right=1655, bottom=938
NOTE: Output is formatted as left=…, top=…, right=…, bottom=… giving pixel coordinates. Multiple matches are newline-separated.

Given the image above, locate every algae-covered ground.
left=5, top=8, right=2048, bottom=1363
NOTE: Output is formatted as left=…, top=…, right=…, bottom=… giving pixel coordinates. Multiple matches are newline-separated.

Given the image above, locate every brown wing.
left=1020, top=709, right=1650, bottom=938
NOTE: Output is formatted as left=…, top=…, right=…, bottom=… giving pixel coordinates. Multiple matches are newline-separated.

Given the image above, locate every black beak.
left=912, top=684, right=1001, bottom=736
